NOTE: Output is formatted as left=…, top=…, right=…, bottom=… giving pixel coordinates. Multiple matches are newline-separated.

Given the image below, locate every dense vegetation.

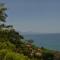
left=0, top=3, right=59, bottom=60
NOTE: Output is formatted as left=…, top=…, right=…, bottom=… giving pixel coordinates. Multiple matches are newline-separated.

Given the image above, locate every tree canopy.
left=0, top=3, right=7, bottom=22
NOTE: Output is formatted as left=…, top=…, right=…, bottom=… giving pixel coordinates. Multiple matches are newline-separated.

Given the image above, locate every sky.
left=0, top=0, right=60, bottom=33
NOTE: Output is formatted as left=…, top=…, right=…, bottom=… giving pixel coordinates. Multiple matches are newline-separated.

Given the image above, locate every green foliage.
left=0, top=49, right=7, bottom=60
left=0, top=3, right=7, bottom=22
left=0, top=49, right=30, bottom=60
left=27, top=40, right=34, bottom=44
left=42, top=51, right=54, bottom=60
left=0, top=41, right=15, bottom=50
left=4, top=51, right=30, bottom=60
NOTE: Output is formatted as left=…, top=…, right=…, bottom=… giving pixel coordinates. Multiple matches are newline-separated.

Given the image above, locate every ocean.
left=23, top=33, right=60, bottom=51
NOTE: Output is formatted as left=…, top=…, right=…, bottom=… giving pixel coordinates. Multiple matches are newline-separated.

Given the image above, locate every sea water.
left=23, top=33, right=60, bottom=51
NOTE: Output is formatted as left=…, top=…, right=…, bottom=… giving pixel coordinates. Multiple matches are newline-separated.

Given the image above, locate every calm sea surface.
left=23, top=33, right=60, bottom=51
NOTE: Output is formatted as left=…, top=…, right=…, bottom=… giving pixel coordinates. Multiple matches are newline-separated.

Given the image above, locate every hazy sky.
left=0, top=0, right=60, bottom=33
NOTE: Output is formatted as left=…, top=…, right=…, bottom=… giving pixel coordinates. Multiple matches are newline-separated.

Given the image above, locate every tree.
left=27, top=39, right=34, bottom=44
left=0, top=3, right=24, bottom=49
left=0, top=3, right=7, bottom=22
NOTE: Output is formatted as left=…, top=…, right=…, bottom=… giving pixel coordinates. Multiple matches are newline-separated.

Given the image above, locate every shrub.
left=0, top=41, right=15, bottom=50
left=0, top=49, right=30, bottom=60
left=4, top=51, right=30, bottom=60
left=0, top=49, right=7, bottom=60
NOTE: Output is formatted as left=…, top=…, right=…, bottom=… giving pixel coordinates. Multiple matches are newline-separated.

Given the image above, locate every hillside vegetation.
left=0, top=3, right=59, bottom=60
